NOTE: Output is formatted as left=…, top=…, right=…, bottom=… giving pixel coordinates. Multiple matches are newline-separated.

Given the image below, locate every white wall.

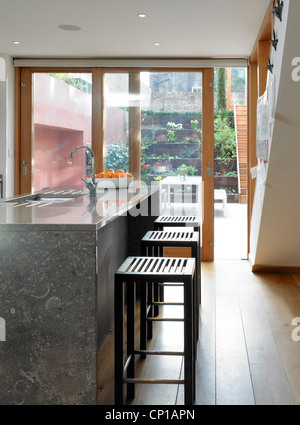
left=0, top=54, right=14, bottom=198
left=250, top=0, right=300, bottom=268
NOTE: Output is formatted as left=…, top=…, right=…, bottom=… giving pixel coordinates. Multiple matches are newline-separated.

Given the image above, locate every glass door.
left=140, top=71, right=203, bottom=218
left=103, top=71, right=203, bottom=212
left=21, top=71, right=92, bottom=193
left=103, top=73, right=129, bottom=174
left=102, top=69, right=214, bottom=259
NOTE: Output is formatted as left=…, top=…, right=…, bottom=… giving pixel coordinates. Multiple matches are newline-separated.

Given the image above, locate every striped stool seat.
left=154, top=215, right=200, bottom=231
left=114, top=256, right=196, bottom=405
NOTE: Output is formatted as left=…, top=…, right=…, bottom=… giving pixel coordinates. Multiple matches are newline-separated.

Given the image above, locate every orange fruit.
left=96, top=172, right=105, bottom=178
left=106, top=169, right=114, bottom=174
left=103, top=172, right=112, bottom=178
left=115, top=169, right=124, bottom=174
left=88, top=173, right=93, bottom=178
left=111, top=173, right=119, bottom=178
left=125, top=173, right=133, bottom=178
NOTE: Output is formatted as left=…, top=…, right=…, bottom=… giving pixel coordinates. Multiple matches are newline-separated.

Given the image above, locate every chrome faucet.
left=70, top=146, right=97, bottom=197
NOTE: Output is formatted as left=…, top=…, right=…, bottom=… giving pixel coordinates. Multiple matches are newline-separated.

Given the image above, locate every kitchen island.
left=0, top=183, right=160, bottom=405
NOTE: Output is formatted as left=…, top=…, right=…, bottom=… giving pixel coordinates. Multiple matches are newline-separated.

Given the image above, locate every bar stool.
left=153, top=215, right=201, bottom=233
left=114, top=256, right=196, bottom=405
left=140, top=230, right=200, bottom=355
left=153, top=215, right=201, bottom=307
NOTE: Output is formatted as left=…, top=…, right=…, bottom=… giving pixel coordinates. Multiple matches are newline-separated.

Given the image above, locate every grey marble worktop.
left=0, top=183, right=159, bottom=231
left=0, top=182, right=160, bottom=404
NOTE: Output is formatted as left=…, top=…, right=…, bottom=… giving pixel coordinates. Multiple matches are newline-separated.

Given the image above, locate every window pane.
left=140, top=72, right=202, bottom=185
left=103, top=73, right=129, bottom=173
left=32, top=73, right=92, bottom=191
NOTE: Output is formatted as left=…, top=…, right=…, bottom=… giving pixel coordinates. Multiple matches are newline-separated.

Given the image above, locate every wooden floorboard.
left=97, top=260, right=300, bottom=405
left=214, top=261, right=254, bottom=405
left=195, top=261, right=216, bottom=405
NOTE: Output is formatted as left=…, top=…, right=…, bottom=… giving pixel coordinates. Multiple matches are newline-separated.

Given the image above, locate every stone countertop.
left=0, top=183, right=159, bottom=231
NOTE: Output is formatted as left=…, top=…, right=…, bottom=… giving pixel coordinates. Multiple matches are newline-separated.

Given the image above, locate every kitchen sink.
left=1, top=190, right=85, bottom=206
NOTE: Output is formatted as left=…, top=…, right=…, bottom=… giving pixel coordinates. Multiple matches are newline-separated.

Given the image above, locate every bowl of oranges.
left=87, top=169, right=134, bottom=189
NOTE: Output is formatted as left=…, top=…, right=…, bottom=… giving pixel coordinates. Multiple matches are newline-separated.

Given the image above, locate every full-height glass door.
left=102, top=69, right=214, bottom=259
left=140, top=71, right=203, bottom=217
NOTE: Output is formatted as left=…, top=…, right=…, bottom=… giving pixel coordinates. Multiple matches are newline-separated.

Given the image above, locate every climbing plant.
left=214, top=115, right=237, bottom=159
left=216, top=68, right=227, bottom=111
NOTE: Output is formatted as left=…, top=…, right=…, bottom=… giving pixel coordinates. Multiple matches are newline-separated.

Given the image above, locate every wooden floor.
left=98, top=259, right=300, bottom=405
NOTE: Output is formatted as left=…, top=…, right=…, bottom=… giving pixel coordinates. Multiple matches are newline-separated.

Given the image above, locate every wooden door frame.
left=202, top=68, right=215, bottom=261
left=15, top=66, right=215, bottom=260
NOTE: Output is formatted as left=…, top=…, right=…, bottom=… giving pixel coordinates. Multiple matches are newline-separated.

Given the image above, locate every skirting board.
left=252, top=264, right=300, bottom=273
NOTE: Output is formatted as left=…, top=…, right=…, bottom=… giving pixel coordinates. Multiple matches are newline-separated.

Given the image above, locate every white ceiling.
left=0, top=0, right=270, bottom=59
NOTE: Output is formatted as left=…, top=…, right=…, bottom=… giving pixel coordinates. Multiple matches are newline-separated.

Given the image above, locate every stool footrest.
left=124, top=378, right=184, bottom=385
left=123, top=354, right=133, bottom=373
left=134, top=349, right=184, bottom=356
left=152, top=301, right=184, bottom=306
left=147, top=317, right=183, bottom=322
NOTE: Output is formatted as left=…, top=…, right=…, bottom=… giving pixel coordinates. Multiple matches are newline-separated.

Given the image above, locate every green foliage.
left=190, top=120, right=199, bottom=129
left=187, top=166, right=198, bottom=175
left=105, top=142, right=129, bottom=171
left=142, top=109, right=202, bottom=116
left=219, top=186, right=237, bottom=194
left=214, top=115, right=237, bottom=159
left=216, top=68, right=227, bottom=111
left=177, top=164, right=188, bottom=173
left=151, top=125, right=158, bottom=139
left=178, top=149, right=199, bottom=159
left=222, top=171, right=237, bottom=176
left=48, top=73, right=91, bottom=93
left=141, top=137, right=150, bottom=164
left=214, top=109, right=234, bottom=125
left=167, top=130, right=176, bottom=143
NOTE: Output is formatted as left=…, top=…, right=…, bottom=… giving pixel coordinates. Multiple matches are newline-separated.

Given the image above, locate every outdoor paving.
left=161, top=201, right=247, bottom=260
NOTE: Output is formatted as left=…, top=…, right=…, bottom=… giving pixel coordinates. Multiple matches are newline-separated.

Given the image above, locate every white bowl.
left=88, top=176, right=134, bottom=189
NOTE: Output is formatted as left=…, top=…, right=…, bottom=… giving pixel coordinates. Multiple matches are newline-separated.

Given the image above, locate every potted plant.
left=177, top=164, right=189, bottom=181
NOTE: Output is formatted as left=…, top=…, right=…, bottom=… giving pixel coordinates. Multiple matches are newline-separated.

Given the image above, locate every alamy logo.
left=291, top=317, right=300, bottom=342
left=291, top=57, right=300, bottom=82
left=0, top=317, right=6, bottom=341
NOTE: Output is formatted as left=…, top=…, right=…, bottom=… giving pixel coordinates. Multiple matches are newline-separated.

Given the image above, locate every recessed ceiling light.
left=13, top=41, right=21, bottom=45
left=137, top=13, right=146, bottom=18
left=153, top=42, right=161, bottom=46
left=57, top=24, right=82, bottom=31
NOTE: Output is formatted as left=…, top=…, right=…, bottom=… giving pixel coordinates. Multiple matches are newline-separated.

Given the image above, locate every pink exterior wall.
left=32, top=74, right=128, bottom=191
left=33, top=74, right=92, bottom=191
left=105, top=106, right=128, bottom=143
left=33, top=126, right=84, bottom=189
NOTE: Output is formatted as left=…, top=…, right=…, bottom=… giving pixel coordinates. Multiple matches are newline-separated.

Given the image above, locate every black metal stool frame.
left=153, top=215, right=201, bottom=306
left=140, top=230, right=200, bottom=357
left=114, top=256, right=196, bottom=405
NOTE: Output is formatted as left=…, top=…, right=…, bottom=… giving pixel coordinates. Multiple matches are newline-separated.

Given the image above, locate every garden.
left=104, top=68, right=241, bottom=202
left=105, top=109, right=238, bottom=200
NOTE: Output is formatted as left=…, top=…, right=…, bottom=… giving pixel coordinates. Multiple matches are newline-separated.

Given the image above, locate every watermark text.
left=0, top=317, right=6, bottom=341
left=291, top=57, right=300, bottom=82
left=292, top=317, right=300, bottom=342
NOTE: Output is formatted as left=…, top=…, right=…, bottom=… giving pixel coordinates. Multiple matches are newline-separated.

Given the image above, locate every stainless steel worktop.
left=0, top=184, right=159, bottom=231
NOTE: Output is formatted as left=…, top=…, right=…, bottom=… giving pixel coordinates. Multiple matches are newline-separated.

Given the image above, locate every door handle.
left=22, top=160, right=28, bottom=176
